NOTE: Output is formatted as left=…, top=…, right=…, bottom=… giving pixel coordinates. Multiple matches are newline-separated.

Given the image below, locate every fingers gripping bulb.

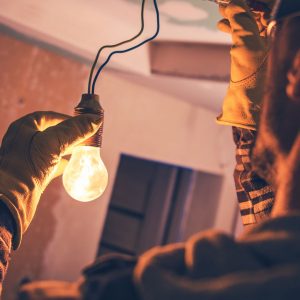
left=63, top=94, right=108, bottom=202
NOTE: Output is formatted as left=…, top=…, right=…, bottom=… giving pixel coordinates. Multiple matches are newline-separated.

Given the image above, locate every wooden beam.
left=150, top=41, right=230, bottom=81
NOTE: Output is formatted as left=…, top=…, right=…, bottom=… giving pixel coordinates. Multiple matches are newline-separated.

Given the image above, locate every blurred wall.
left=0, top=30, right=236, bottom=299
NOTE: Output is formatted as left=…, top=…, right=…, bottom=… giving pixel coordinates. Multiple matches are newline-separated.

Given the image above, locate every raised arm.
left=217, top=0, right=276, bottom=225
left=0, top=111, right=101, bottom=293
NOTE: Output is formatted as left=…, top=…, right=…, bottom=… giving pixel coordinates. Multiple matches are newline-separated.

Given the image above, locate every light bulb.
left=63, top=146, right=108, bottom=202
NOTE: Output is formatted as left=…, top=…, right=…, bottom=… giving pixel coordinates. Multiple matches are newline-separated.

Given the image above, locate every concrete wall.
left=0, top=31, right=237, bottom=299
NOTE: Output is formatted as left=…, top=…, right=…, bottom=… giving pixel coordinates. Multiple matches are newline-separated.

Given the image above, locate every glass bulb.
left=63, top=146, right=108, bottom=202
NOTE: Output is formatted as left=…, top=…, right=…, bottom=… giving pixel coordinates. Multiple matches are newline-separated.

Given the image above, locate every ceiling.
left=126, top=0, right=230, bottom=43
left=0, top=0, right=231, bottom=111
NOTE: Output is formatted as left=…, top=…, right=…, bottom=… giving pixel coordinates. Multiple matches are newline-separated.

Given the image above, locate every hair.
left=265, top=16, right=300, bottom=138
left=252, top=16, right=300, bottom=187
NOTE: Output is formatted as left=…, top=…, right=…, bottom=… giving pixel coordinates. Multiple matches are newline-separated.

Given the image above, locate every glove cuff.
left=216, top=117, right=257, bottom=130
left=0, top=193, right=22, bottom=250
left=0, top=170, right=39, bottom=250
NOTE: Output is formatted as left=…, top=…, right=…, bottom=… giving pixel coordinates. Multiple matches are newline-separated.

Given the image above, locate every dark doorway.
left=97, top=154, right=223, bottom=257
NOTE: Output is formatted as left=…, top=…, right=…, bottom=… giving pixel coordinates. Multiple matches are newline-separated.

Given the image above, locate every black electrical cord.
left=88, top=0, right=146, bottom=94
left=91, top=0, right=160, bottom=94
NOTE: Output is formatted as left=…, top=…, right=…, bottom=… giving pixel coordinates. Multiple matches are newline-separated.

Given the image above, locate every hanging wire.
left=88, top=0, right=146, bottom=94
left=91, top=0, right=160, bottom=94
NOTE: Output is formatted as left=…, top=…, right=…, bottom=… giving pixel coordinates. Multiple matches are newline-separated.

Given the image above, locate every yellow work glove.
left=216, top=0, right=275, bottom=130
left=0, top=111, right=101, bottom=249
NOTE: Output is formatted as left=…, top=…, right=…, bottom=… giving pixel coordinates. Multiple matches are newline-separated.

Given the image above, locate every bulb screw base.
left=75, top=94, right=104, bottom=147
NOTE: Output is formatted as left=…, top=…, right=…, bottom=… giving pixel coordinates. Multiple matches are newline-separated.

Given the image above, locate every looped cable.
left=88, top=0, right=147, bottom=94
left=89, top=0, right=160, bottom=95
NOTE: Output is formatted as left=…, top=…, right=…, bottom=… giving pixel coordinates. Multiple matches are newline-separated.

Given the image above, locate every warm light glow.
left=63, top=146, right=108, bottom=202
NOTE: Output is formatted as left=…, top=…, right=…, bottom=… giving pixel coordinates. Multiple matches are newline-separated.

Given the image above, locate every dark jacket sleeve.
left=0, top=201, right=14, bottom=295
left=232, top=127, right=275, bottom=225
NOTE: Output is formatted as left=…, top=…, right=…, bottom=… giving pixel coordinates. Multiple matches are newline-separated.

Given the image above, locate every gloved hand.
left=0, top=111, right=101, bottom=249
left=216, top=0, right=275, bottom=130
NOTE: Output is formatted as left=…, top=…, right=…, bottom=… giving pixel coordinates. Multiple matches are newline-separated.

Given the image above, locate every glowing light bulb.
left=63, top=146, right=108, bottom=202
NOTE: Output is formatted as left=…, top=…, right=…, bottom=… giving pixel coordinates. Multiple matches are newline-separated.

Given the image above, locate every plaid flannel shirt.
left=233, top=127, right=275, bottom=225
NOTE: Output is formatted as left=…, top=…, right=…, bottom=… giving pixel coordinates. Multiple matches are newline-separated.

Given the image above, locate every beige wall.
left=0, top=31, right=236, bottom=299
